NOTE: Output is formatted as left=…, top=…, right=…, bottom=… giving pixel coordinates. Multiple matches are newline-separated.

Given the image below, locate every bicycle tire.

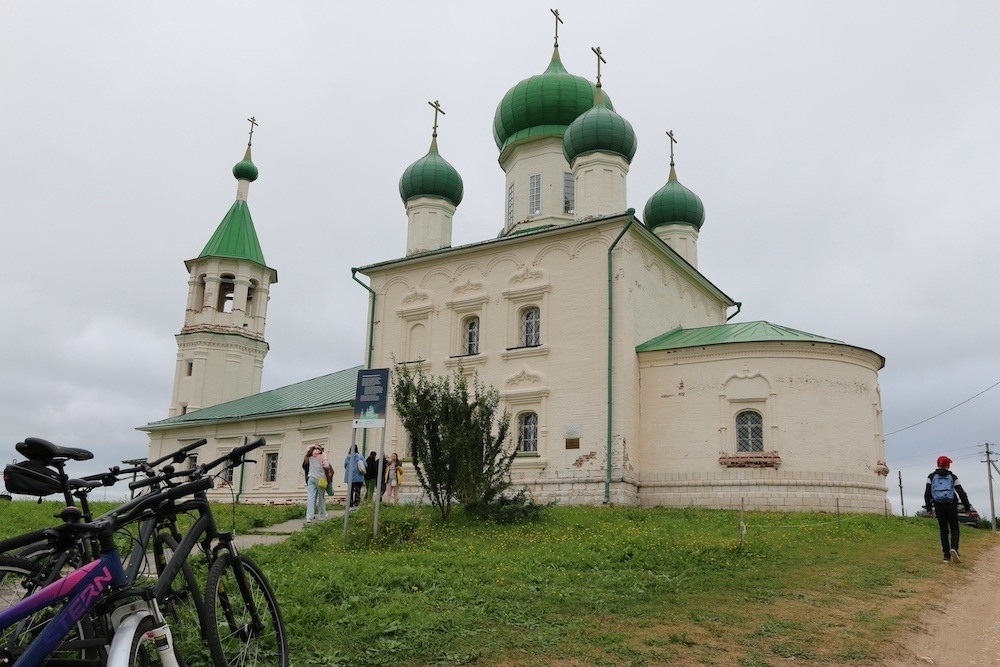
left=203, top=553, right=288, bottom=667
left=127, top=616, right=163, bottom=667
left=152, top=532, right=209, bottom=667
left=0, top=555, right=36, bottom=610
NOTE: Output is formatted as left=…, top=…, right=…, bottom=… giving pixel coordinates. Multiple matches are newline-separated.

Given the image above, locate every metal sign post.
left=344, top=368, right=390, bottom=539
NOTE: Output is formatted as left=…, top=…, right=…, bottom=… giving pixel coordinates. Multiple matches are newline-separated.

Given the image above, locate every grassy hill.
left=2, top=500, right=994, bottom=666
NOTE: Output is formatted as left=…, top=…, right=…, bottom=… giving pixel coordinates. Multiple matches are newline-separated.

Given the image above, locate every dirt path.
left=885, top=534, right=1000, bottom=667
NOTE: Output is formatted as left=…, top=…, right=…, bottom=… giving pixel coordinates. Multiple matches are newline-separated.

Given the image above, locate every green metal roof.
left=198, top=201, right=267, bottom=266
left=143, top=366, right=362, bottom=430
left=493, top=47, right=613, bottom=154
left=637, top=321, right=846, bottom=353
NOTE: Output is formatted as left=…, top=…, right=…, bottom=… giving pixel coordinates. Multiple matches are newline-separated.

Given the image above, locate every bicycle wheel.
left=128, top=616, right=165, bottom=667
left=152, top=533, right=207, bottom=667
left=0, top=555, right=36, bottom=610
left=204, top=553, right=288, bottom=667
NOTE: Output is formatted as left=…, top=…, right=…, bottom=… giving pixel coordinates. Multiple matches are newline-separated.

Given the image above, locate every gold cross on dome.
left=428, top=100, right=445, bottom=138
left=247, top=116, right=258, bottom=146
left=551, top=8, right=563, bottom=48
left=666, top=130, right=677, bottom=166
left=592, top=46, right=606, bottom=87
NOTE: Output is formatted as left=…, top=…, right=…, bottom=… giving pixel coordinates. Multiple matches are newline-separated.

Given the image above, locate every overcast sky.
left=2, top=2, right=998, bottom=514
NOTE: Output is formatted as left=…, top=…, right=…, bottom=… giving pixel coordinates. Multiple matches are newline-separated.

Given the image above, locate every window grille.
left=736, top=411, right=764, bottom=452
left=563, top=172, right=575, bottom=214
left=463, top=317, right=480, bottom=355
left=521, top=307, right=540, bottom=347
left=528, top=174, right=541, bottom=215
left=518, top=413, right=538, bottom=452
left=265, top=452, right=279, bottom=482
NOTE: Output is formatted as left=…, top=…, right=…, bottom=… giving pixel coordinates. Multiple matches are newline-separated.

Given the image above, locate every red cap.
left=937, top=456, right=952, bottom=467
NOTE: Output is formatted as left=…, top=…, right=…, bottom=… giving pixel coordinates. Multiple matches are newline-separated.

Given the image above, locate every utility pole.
left=898, top=471, right=905, bottom=517
left=985, top=442, right=997, bottom=531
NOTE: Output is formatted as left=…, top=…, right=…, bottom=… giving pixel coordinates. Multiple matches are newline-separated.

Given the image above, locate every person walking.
left=344, top=445, right=366, bottom=510
left=923, top=455, right=971, bottom=563
left=303, top=444, right=331, bottom=524
left=363, top=451, right=379, bottom=502
left=384, top=452, right=403, bottom=504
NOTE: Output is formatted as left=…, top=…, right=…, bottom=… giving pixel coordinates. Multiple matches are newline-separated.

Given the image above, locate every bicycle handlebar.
left=195, top=437, right=266, bottom=477
left=147, top=438, right=208, bottom=468
left=127, top=437, right=266, bottom=491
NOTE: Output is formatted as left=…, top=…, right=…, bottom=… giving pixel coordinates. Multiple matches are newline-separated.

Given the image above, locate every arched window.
left=521, top=307, right=540, bottom=347
left=463, top=316, right=480, bottom=355
left=736, top=411, right=764, bottom=452
left=217, top=274, right=235, bottom=313
left=518, top=412, right=538, bottom=452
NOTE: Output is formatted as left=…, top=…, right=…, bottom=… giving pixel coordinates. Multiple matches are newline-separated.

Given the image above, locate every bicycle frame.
left=0, top=550, right=124, bottom=666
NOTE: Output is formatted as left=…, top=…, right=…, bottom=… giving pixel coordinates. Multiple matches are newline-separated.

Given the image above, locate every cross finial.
left=666, top=130, right=677, bottom=166
left=591, top=46, right=606, bottom=88
left=551, top=8, right=563, bottom=48
left=246, top=116, right=258, bottom=147
left=428, top=100, right=445, bottom=138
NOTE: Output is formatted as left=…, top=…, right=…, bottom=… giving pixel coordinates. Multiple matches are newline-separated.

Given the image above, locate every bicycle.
left=0, top=475, right=214, bottom=667
left=1, top=438, right=210, bottom=656
left=142, top=438, right=289, bottom=667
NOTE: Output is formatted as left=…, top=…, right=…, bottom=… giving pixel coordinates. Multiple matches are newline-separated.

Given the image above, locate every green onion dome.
left=643, top=166, right=705, bottom=230
left=562, top=90, right=637, bottom=164
left=398, top=137, right=464, bottom=207
left=232, top=146, right=258, bottom=182
left=493, top=48, right=613, bottom=154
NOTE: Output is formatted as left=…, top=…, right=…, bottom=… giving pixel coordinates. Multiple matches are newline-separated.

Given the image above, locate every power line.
left=886, top=380, right=1000, bottom=436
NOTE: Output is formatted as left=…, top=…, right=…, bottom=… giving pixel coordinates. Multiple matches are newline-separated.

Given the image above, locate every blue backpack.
left=930, top=472, right=956, bottom=503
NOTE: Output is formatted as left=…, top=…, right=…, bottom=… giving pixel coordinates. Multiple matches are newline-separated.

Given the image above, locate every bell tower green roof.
left=197, top=146, right=268, bottom=267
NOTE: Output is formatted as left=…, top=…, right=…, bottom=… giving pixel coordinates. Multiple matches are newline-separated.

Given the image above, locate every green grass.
left=2, top=500, right=994, bottom=666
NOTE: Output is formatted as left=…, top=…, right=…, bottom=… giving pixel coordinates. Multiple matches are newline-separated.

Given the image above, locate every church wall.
left=367, top=222, right=635, bottom=492
left=635, top=342, right=889, bottom=513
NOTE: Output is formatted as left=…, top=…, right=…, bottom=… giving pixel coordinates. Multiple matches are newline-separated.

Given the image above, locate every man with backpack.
left=923, top=455, right=971, bottom=563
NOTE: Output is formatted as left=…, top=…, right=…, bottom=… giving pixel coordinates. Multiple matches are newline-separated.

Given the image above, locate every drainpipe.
left=606, top=210, right=635, bottom=504
left=727, top=302, right=743, bottom=321
left=352, top=269, right=376, bottom=454
left=351, top=268, right=376, bottom=368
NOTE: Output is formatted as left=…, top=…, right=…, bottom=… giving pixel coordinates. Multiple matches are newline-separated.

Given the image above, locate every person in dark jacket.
left=363, top=451, right=379, bottom=502
left=923, top=455, right=971, bottom=563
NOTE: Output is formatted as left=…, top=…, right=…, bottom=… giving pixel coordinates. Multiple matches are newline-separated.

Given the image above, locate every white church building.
left=141, top=32, right=890, bottom=513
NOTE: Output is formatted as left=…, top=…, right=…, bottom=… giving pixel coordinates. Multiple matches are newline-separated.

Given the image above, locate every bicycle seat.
left=17, top=437, right=94, bottom=464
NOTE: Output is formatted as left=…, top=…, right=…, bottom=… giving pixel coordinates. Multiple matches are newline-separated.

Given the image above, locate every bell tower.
left=169, top=119, right=278, bottom=417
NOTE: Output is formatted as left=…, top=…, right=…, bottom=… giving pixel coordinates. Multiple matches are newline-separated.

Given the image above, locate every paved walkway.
left=232, top=511, right=344, bottom=549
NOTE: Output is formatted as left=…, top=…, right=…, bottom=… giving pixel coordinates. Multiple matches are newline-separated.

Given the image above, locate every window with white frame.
left=506, top=183, right=515, bottom=228
left=563, top=172, right=574, bottom=214
left=528, top=174, right=541, bottom=215
left=463, top=316, right=480, bottom=355
left=736, top=411, right=764, bottom=452
left=264, top=452, right=279, bottom=482
left=518, top=412, right=539, bottom=452
left=521, top=307, right=541, bottom=347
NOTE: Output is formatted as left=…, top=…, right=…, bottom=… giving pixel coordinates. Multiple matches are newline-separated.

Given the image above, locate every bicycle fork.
left=107, top=597, right=180, bottom=667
